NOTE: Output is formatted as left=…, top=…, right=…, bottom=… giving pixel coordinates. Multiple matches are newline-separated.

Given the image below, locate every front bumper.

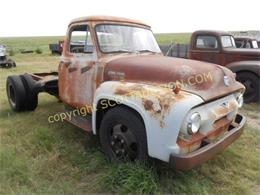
left=169, top=113, right=246, bottom=170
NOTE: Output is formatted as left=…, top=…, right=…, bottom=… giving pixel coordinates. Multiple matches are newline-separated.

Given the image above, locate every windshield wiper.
left=109, top=49, right=133, bottom=53
left=136, top=49, right=157, bottom=53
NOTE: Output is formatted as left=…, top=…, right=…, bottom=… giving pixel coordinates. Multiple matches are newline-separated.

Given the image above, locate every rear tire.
left=6, top=76, right=27, bottom=111
left=237, top=72, right=259, bottom=103
left=20, top=74, right=38, bottom=111
left=99, top=106, right=148, bottom=162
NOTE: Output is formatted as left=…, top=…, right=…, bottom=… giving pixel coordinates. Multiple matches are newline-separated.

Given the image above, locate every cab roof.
left=192, top=30, right=232, bottom=36
left=69, top=15, right=150, bottom=28
left=234, top=37, right=257, bottom=41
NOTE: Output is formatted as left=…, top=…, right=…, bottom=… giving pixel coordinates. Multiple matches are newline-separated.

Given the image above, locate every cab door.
left=190, top=35, right=221, bottom=64
left=59, top=24, right=98, bottom=108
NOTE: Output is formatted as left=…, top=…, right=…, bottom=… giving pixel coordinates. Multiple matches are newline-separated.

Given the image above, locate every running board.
left=64, top=114, right=92, bottom=132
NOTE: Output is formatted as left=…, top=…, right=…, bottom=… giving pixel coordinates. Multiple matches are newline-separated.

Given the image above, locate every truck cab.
left=58, top=16, right=161, bottom=108
left=6, top=16, right=246, bottom=170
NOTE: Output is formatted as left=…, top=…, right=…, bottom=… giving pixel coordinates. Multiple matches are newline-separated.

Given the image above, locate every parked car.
left=0, top=45, right=16, bottom=68
left=6, top=16, right=246, bottom=170
left=234, top=37, right=259, bottom=49
left=160, top=30, right=260, bottom=103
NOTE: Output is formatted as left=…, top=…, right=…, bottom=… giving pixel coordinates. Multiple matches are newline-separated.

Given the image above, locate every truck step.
left=64, top=114, right=92, bottom=132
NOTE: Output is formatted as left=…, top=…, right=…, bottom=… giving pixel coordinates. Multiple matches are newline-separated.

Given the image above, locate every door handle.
left=60, top=61, right=71, bottom=67
left=68, top=67, right=77, bottom=73
left=60, top=61, right=76, bottom=72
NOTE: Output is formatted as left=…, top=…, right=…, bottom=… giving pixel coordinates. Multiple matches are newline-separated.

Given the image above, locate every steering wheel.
left=71, top=47, right=83, bottom=53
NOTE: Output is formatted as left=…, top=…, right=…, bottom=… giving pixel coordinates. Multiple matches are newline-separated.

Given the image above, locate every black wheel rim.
left=109, top=124, right=138, bottom=161
left=240, top=78, right=256, bottom=99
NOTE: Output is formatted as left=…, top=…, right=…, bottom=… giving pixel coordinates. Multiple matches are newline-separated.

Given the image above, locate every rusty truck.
left=160, top=30, right=260, bottom=103
left=6, top=16, right=246, bottom=170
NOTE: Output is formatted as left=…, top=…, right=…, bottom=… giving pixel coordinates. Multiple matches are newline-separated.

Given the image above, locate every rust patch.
left=143, top=99, right=153, bottom=111
left=159, top=121, right=165, bottom=129
left=81, top=66, right=92, bottom=73
left=229, top=100, right=237, bottom=110
left=215, top=106, right=229, bottom=116
left=95, top=65, right=105, bottom=88
left=114, top=88, right=130, bottom=96
left=210, top=99, right=238, bottom=121
left=114, top=83, right=190, bottom=128
left=114, top=84, right=145, bottom=96
left=142, top=90, right=175, bottom=128
left=68, top=67, right=77, bottom=73
left=207, top=117, right=231, bottom=141
left=177, top=117, right=233, bottom=154
left=177, top=133, right=205, bottom=154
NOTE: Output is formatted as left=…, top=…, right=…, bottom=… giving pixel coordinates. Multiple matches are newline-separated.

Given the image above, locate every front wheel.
left=237, top=72, right=259, bottom=103
left=99, top=106, right=148, bottom=162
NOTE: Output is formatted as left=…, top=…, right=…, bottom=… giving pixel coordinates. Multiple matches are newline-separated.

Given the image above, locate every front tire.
left=237, top=72, right=259, bottom=103
left=99, top=106, right=148, bottom=162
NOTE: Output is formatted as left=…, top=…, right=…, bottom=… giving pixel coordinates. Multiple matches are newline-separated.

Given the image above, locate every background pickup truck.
left=234, top=37, right=259, bottom=49
left=160, top=30, right=260, bottom=103
left=0, top=44, right=16, bottom=68
left=49, top=40, right=64, bottom=55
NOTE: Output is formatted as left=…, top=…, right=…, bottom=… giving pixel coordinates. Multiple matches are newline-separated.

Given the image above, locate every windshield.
left=221, top=36, right=236, bottom=48
left=95, top=24, right=161, bottom=53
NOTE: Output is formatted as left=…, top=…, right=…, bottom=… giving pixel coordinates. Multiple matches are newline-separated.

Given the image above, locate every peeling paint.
left=113, top=83, right=190, bottom=128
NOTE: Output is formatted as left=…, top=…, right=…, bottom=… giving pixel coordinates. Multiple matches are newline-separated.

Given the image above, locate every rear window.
left=195, top=35, right=218, bottom=49
left=252, top=40, right=258, bottom=48
left=221, top=36, right=236, bottom=48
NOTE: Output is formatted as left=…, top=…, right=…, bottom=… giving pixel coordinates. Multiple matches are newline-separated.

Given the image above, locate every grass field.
left=0, top=34, right=259, bottom=194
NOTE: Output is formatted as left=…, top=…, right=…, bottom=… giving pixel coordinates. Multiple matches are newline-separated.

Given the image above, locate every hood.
left=104, top=55, right=244, bottom=101
left=223, top=48, right=260, bottom=60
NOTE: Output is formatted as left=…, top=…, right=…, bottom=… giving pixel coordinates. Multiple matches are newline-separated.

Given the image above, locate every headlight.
left=237, top=94, right=243, bottom=108
left=187, top=112, right=201, bottom=134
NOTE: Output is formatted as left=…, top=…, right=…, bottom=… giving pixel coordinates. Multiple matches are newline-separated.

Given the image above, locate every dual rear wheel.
left=6, top=74, right=38, bottom=112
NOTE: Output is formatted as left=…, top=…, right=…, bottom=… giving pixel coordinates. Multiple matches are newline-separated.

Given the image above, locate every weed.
left=8, top=49, right=15, bottom=56
left=35, top=48, right=43, bottom=54
left=101, top=162, right=158, bottom=194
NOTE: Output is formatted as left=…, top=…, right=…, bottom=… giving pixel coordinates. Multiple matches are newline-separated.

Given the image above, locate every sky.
left=0, top=0, right=260, bottom=37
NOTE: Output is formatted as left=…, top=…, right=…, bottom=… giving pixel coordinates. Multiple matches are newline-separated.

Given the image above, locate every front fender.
left=92, top=81, right=204, bottom=162
left=226, top=61, right=260, bottom=76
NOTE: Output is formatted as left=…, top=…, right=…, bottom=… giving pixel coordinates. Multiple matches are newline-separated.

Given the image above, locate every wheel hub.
left=241, top=79, right=254, bottom=97
left=110, top=124, right=138, bottom=160
left=110, top=134, right=127, bottom=157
